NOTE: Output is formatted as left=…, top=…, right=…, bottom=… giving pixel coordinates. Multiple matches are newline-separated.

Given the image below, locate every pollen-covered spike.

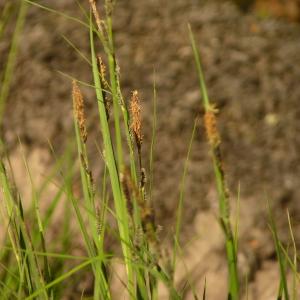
left=204, top=108, right=220, bottom=148
left=72, top=80, right=87, bottom=143
left=130, top=90, right=143, bottom=150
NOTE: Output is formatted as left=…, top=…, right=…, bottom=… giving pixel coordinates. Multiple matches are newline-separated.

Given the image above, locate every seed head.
left=89, top=0, right=104, bottom=36
left=204, top=107, right=220, bottom=147
left=97, top=55, right=109, bottom=89
left=72, top=80, right=87, bottom=143
left=130, top=90, right=143, bottom=149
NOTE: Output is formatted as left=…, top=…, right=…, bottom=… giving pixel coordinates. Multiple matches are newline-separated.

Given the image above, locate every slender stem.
left=189, top=24, right=239, bottom=299
left=107, top=16, right=124, bottom=170
left=90, top=16, right=134, bottom=298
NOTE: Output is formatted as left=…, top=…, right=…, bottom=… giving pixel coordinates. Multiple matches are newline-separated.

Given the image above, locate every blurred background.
left=1, top=0, right=300, bottom=298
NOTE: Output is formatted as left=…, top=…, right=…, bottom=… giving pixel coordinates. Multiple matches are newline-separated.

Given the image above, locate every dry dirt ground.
left=1, top=0, right=300, bottom=299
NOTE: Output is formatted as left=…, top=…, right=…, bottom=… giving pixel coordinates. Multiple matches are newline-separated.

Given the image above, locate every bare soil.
left=1, top=0, right=300, bottom=298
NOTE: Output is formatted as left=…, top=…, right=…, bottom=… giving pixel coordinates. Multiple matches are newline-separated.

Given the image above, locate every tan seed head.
left=130, top=90, right=143, bottom=149
left=204, top=109, right=220, bottom=147
left=72, top=80, right=87, bottom=143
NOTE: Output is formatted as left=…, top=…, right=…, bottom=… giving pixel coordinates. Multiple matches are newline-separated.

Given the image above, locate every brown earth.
left=1, top=0, right=300, bottom=298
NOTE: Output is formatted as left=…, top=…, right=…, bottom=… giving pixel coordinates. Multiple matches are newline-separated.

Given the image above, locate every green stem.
left=90, top=17, right=134, bottom=299
left=107, top=16, right=124, bottom=170
left=189, top=24, right=239, bottom=299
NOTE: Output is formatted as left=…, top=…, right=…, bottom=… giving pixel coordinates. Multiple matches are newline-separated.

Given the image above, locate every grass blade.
left=188, top=24, right=239, bottom=299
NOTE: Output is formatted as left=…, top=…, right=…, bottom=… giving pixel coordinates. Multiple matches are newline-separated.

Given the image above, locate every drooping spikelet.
left=204, top=105, right=220, bottom=148
left=89, top=0, right=104, bottom=36
left=130, top=90, right=143, bottom=150
left=72, top=80, right=87, bottom=143
left=97, top=55, right=110, bottom=118
left=96, top=205, right=103, bottom=237
left=97, top=55, right=108, bottom=89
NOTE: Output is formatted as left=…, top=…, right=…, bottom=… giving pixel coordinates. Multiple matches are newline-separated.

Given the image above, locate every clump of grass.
left=0, top=1, right=299, bottom=299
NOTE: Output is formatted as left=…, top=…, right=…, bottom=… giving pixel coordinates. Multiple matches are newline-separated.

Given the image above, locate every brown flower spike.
left=72, top=80, right=87, bottom=143
left=89, top=0, right=104, bottom=36
left=204, top=106, right=220, bottom=148
left=130, top=90, right=143, bottom=150
left=97, top=55, right=110, bottom=118
left=97, top=56, right=107, bottom=87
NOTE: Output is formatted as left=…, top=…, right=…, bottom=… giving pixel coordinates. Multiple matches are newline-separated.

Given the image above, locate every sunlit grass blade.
left=173, top=238, right=199, bottom=299
left=24, top=0, right=88, bottom=29
left=106, top=13, right=124, bottom=170
left=61, top=34, right=91, bottom=65
left=24, top=257, right=101, bottom=300
left=89, top=10, right=134, bottom=298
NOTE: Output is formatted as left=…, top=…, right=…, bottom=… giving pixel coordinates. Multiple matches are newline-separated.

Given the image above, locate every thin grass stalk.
left=150, top=267, right=181, bottom=300
left=149, top=73, right=157, bottom=203
left=106, top=15, right=124, bottom=170
left=0, top=3, right=11, bottom=39
left=89, top=14, right=135, bottom=298
left=287, top=210, right=298, bottom=300
left=188, top=24, right=239, bottom=299
left=1, top=159, right=49, bottom=297
left=73, top=109, right=111, bottom=299
left=0, top=163, right=48, bottom=298
left=21, top=150, right=53, bottom=297
left=0, top=162, right=22, bottom=272
left=25, top=0, right=89, bottom=29
left=47, top=141, right=96, bottom=259
left=202, top=278, right=207, bottom=300
left=268, top=201, right=290, bottom=300
left=172, top=118, right=198, bottom=274
left=173, top=238, right=199, bottom=299
left=116, top=80, right=139, bottom=186
left=0, top=162, right=33, bottom=296
left=119, top=89, right=142, bottom=234
left=25, top=257, right=102, bottom=300
left=234, top=183, right=241, bottom=254
left=68, top=170, right=111, bottom=299
left=148, top=77, right=160, bottom=299
left=277, top=246, right=289, bottom=300
left=90, top=0, right=124, bottom=170
left=279, top=243, right=300, bottom=282
left=49, top=128, right=110, bottom=299
left=72, top=80, right=99, bottom=245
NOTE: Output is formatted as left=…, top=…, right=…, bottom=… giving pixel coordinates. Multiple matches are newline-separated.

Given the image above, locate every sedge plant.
left=1, top=1, right=300, bottom=299
left=188, top=24, right=239, bottom=299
